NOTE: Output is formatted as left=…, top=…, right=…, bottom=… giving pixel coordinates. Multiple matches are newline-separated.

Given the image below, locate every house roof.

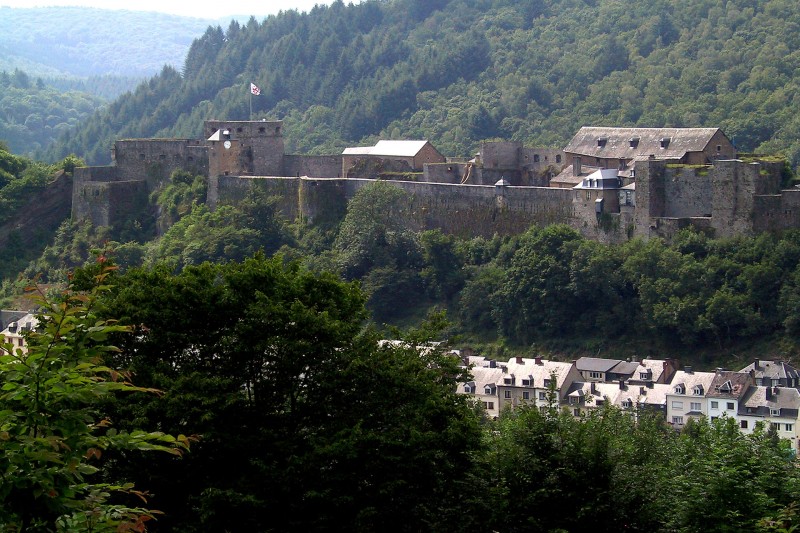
left=342, top=140, right=431, bottom=157
left=574, top=168, right=622, bottom=189
left=550, top=163, right=603, bottom=186
left=576, top=357, right=621, bottom=373
left=0, top=312, right=38, bottom=336
left=631, top=359, right=671, bottom=383
left=740, top=386, right=800, bottom=418
left=576, top=357, right=638, bottom=377
left=668, top=370, right=716, bottom=395
left=497, top=358, right=575, bottom=389
left=563, top=127, right=723, bottom=161
left=738, top=359, right=800, bottom=381
left=707, top=370, right=752, bottom=399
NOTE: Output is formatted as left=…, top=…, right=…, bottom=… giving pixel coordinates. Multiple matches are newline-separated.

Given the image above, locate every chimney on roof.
left=647, top=381, right=654, bottom=389
left=573, top=156, right=582, bottom=177
left=535, top=356, right=543, bottom=365
left=516, top=357, right=523, bottom=365
left=685, top=366, right=693, bottom=374
left=753, top=359, right=760, bottom=370
left=619, top=379, right=626, bottom=390
left=591, top=382, right=597, bottom=395
left=489, top=359, right=497, bottom=368
left=766, top=387, right=773, bottom=401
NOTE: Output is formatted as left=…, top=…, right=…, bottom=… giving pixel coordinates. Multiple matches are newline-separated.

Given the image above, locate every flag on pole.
left=250, top=82, right=261, bottom=96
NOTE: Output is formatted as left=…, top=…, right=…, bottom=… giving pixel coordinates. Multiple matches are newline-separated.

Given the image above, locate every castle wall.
left=113, top=139, right=207, bottom=186
left=284, top=155, right=343, bottom=178
left=780, top=190, right=800, bottom=229
left=633, top=159, right=666, bottom=238
left=752, top=195, right=784, bottom=233
left=336, top=179, right=576, bottom=238
left=712, top=160, right=761, bottom=238
left=423, top=163, right=468, bottom=184
left=663, top=166, right=712, bottom=218
left=481, top=142, right=521, bottom=169
left=73, top=180, right=147, bottom=227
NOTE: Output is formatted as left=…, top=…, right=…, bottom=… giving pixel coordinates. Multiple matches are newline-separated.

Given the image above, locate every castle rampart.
left=113, top=139, right=207, bottom=185
left=69, top=120, right=800, bottom=246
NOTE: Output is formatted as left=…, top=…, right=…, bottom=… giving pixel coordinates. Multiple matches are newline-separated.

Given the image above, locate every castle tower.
left=205, top=120, right=285, bottom=208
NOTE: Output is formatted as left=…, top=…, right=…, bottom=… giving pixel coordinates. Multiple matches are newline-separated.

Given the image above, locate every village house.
left=738, top=359, right=800, bottom=388
left=0, top=312, right=38, bottom=355
left=665, top=367, right=716, bottom=429
left=739, top=385, right=800, bottom=449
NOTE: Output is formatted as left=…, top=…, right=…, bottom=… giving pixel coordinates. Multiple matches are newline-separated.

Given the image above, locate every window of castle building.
left=556, top=154, right=562, bottom=163
left=534, top=154, right=540, bottom=162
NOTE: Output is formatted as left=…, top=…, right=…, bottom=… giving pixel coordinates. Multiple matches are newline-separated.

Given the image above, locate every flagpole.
left=249, top=88, right=252, bottom=120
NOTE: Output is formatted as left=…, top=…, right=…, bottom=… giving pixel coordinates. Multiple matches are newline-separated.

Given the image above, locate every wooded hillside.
left=41, top=0, right=800, bottom=169
left=0, top=7, right=213, bottom=78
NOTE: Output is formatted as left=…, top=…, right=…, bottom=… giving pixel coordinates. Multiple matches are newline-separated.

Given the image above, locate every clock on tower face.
left=223, top=140, right=232, bottom=149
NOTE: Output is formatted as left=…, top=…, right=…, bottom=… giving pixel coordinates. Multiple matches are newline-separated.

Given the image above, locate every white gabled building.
left=665, top=368, right=716, bottom=429
left=0, top=312, right=38, bottom=355
left=457, top=356, right=581, bottom=417
left=495, top=357, right=581, bottom=413
left=738, top=386, right=800, bottom=451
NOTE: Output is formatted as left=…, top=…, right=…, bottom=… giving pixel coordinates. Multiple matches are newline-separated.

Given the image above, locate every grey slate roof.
left=564, top=127, right=722, bottom=161
left=738, top=359, right=800, bottom=384
left=576, top=357, right=622, bottom=373
left=707, top=370, right=753, bottom=400
left=740, top=386, right=800, bottom=418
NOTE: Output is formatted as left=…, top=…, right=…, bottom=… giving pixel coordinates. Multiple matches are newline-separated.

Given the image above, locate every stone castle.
left=71, top=120, right=800, bottom=243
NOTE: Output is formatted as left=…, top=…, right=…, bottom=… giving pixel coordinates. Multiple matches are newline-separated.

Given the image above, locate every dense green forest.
left=41, top=0, right=800, bottom=169
left=0, top=70, right=104, bottom=156
left=0, top=7, right=212, bottom=78
left=3, top=255, right=800, bottom=532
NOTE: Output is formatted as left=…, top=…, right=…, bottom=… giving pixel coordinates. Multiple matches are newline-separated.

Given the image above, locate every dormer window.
left=719, top=380, right=733, bottom=393
left=622, top=399, right=632, bottom=409
left=503, top=377, right=512, bottom=385
left=597, top=137, right=607, bottom=147
left=463, top=384, right=474, bottom=394
left=771, top=408, right=781, bottom=417
left=543, top=379, right=552, bottom=388
left=521, top=378, right=531, bottom=387
left=484, top=385, right=495, bottom=395
left=660, top=138, right=670, bottom=149
left=629, top=137, right=640, bottom=148
left=693, top=385, right=704, bottom=395
left=640, top=371, right=651, bottom=380
left=675, top=385, right=685, bottom=394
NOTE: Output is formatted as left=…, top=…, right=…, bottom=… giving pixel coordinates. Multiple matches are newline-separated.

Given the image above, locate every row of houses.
left=458, top=354, right=800, bottom=450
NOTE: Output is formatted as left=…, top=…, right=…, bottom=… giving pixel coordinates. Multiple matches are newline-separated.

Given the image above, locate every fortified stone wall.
left=712, top=160, right=761, bottom=238
left=113, top=139, right=207, bottom=186
left=73, top=180, right=147, bottom=227
left=423, top=163, right=469, bottom=184
left=752, top=195, right=784, bottom=233
left=284, top=155, right=343, bottom=178
left=663, top=166, right=712, bottom=218
left=780, top=190, right=800, bottom=229
left=480, top=142, right=521, bottom=169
